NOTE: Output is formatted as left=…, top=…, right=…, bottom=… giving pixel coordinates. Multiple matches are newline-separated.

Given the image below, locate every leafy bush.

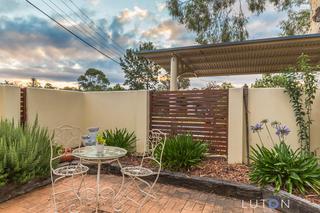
left=0, top=119, right=53, bottom=186
left=155, top=134, right=208, bottom=171
left=250, top=142, right=320, bottom=194
left=102, top=128, right=136, bottom=153
left=250, top=119, right=320, bottom=194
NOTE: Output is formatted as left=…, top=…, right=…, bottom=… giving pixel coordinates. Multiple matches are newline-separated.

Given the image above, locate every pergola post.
left=170, top=55, right=178, bottom=91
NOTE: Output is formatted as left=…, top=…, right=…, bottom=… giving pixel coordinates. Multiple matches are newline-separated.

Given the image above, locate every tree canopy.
left=120, top=42, right=160, bottom=90
left=27, top=78, right=42, bottom=88
left=166, top=0, right=319, bottom=44
left=108, top=83, right=125, bottom=91
left=251, top=74, right=288, bottom=88
left=203, top=81, right=234, bottom=90
left=77, top=68, right=110, bottom=91
left=44, top=83, right=56, bottom=89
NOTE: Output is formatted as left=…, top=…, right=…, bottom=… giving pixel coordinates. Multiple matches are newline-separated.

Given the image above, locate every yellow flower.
left=96, top=133, right=105, bottom=145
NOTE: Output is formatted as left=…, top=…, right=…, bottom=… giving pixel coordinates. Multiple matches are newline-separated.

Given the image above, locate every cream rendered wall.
left=27, top=88, right=85, bottom=139
left=84, top=90, right=149, bottom=153
left=228, top=88, right=320, bottom=163
left=0, top=86, right=20, bottom=122
left=26, top=89, right=149, bottom=151
left=248, top=88, right=300, bottom=151
left=227, top=88, right=245, bottom=164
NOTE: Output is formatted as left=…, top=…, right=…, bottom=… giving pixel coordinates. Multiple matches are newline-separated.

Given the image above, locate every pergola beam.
left=138, top=34, right=320, bottom=86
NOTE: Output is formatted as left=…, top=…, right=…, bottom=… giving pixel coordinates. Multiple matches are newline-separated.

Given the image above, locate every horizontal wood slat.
left=150, top=89, right=229, bottom=155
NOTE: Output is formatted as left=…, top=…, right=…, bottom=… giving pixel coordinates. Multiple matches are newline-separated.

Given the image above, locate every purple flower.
left=275, top=125, right=290, bottom=137
left=251, top=123, right=263, bottom=132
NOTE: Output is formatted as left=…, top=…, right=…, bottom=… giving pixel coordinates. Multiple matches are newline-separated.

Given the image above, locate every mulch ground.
left=118, top=155, right=320, bottom=205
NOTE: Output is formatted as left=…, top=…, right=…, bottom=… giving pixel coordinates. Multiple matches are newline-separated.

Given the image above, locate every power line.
left=68, top=0, right=126, bottom=53
left=60, top=0, right=125, bottom=55
left=44, top=0, right=122, bottom=59
left=25, top=0, right=120, bottom=64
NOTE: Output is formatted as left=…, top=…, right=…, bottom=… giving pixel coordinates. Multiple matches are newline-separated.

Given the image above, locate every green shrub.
left=102, top=128, right=136, bottom=153
left=0, top=119, right=54, bottom=186
left=250, top=142, right=320, bottom=194
left=155, top=134, right=208, bottom=171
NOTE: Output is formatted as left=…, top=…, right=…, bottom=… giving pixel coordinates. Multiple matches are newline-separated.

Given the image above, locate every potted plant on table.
left=96, top=133, right=105, bottom=154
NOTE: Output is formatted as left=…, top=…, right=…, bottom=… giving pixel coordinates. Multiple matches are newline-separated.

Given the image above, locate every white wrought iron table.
left=72, top=146, right=127, bottom=212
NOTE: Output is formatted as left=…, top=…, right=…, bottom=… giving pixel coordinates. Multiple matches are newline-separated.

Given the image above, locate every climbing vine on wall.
left=283, top=54, right=319, bottom=153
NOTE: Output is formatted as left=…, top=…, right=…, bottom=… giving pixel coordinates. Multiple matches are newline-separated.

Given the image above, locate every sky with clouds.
left=0, top=0, right=293, bottom=88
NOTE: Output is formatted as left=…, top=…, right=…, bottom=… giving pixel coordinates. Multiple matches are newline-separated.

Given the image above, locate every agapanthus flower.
left=251, top=123, right=263, bottom=132
left=275, top=125, right=290, bottom=137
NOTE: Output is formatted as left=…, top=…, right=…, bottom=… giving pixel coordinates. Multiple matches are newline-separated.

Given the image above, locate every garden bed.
left=89, top=159, right=320, bottom=213
left=0, top=178, right=51, bottom=203
left=116, top=156, right=320, bottom=206
left=120, top=156, right=250, bottom=183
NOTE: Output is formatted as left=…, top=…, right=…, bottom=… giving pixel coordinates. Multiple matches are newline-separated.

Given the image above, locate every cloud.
left=0, top=15, right=124, bottom=85
left=247, top=10, right=287, bottom=38
left=85, top=0, right=100, bottom=6
left=141, top=19, right=196, bottom=47
left=117, top=6, right=149, bottom=24
left=0, top=0, right=20, bottom=13
left=156, top=2, right=166, bottom=12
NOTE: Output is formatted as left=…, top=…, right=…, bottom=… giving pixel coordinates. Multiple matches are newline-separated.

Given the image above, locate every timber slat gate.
left=150, top=90, right=229, bottom=155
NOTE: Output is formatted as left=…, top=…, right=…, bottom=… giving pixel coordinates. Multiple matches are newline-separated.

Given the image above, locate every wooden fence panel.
left=150, top=90, right=229, bottom=155
left=20, top=88, right=27, bottom=126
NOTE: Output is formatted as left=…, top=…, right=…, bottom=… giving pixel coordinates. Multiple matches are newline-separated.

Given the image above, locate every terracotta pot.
left=60, top=148, right=74, bottom=162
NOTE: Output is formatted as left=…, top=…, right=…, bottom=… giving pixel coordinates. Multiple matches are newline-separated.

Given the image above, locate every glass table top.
left=72, top=146, right=127, bottom=160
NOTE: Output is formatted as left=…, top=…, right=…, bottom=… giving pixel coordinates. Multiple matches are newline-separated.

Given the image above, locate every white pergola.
left=138, top=34, right=320, bottom=91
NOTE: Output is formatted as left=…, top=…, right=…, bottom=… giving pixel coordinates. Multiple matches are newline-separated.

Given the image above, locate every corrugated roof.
left=138, top=34, right=320, bottom=77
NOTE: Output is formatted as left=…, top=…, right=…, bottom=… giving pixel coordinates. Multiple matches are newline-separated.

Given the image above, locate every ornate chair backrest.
left=53, top=125, right=81, bottom=149
left=147, top=129, right=166, bottom=165
left=50, top=125, right=81, bottom=170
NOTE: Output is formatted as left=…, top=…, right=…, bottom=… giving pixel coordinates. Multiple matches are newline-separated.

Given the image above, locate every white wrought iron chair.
left=50, top=125, right=89, bottom=212
left=121, top=129, right=166, bottom=212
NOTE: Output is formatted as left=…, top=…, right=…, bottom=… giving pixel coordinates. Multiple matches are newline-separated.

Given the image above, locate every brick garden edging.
left=0, top=178, right=51, bottom=203
left=89, top=162, right=320, bottom=213
left=0, top=162, right=319, bottom=213
left=262, top=187, right=320, bottom=213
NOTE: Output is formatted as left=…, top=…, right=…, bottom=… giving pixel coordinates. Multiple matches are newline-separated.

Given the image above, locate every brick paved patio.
left=0, top=174, right=277, bottom=213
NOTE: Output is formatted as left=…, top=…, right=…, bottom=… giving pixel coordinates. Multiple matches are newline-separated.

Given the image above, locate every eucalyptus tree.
left=166, top=0, right=320, bottom=44
left=77, top=68, right=110, bottom=91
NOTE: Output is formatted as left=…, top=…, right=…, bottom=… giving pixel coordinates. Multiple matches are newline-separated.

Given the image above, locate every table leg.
left=96, top=160, right=101, bottom=212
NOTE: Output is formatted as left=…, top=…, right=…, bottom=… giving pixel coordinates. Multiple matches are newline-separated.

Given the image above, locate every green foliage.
left=251, top=74, right=287, bottom=88
left=282, top=54, right=319, bottom=152
left=250, top=142, right=320, bottom=194
left=77, top=68, right=110, bottom=91
left=280, top=10, right=311, bottom=36
left=61, top=86, right=79, bottom=91
left=107, top=83, right=125, bottom=91
left=155, top=134, right=208, bottom=171
left=103, top=128, right=136, bottom=153
left=166, top=0, right=309, bottom=44
left=120, top=42, right=160, bottom=90
left=27, top=77, right=42, bottom=88
left=0, top=119, right=54, bottom=187
left=203, top=81, right=234, bottom=90
left=44, top=83, right=56, bottom=89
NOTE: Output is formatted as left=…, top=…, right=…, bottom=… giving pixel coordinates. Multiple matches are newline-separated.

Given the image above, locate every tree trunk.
left=309, top=0, right=320, bottom=33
